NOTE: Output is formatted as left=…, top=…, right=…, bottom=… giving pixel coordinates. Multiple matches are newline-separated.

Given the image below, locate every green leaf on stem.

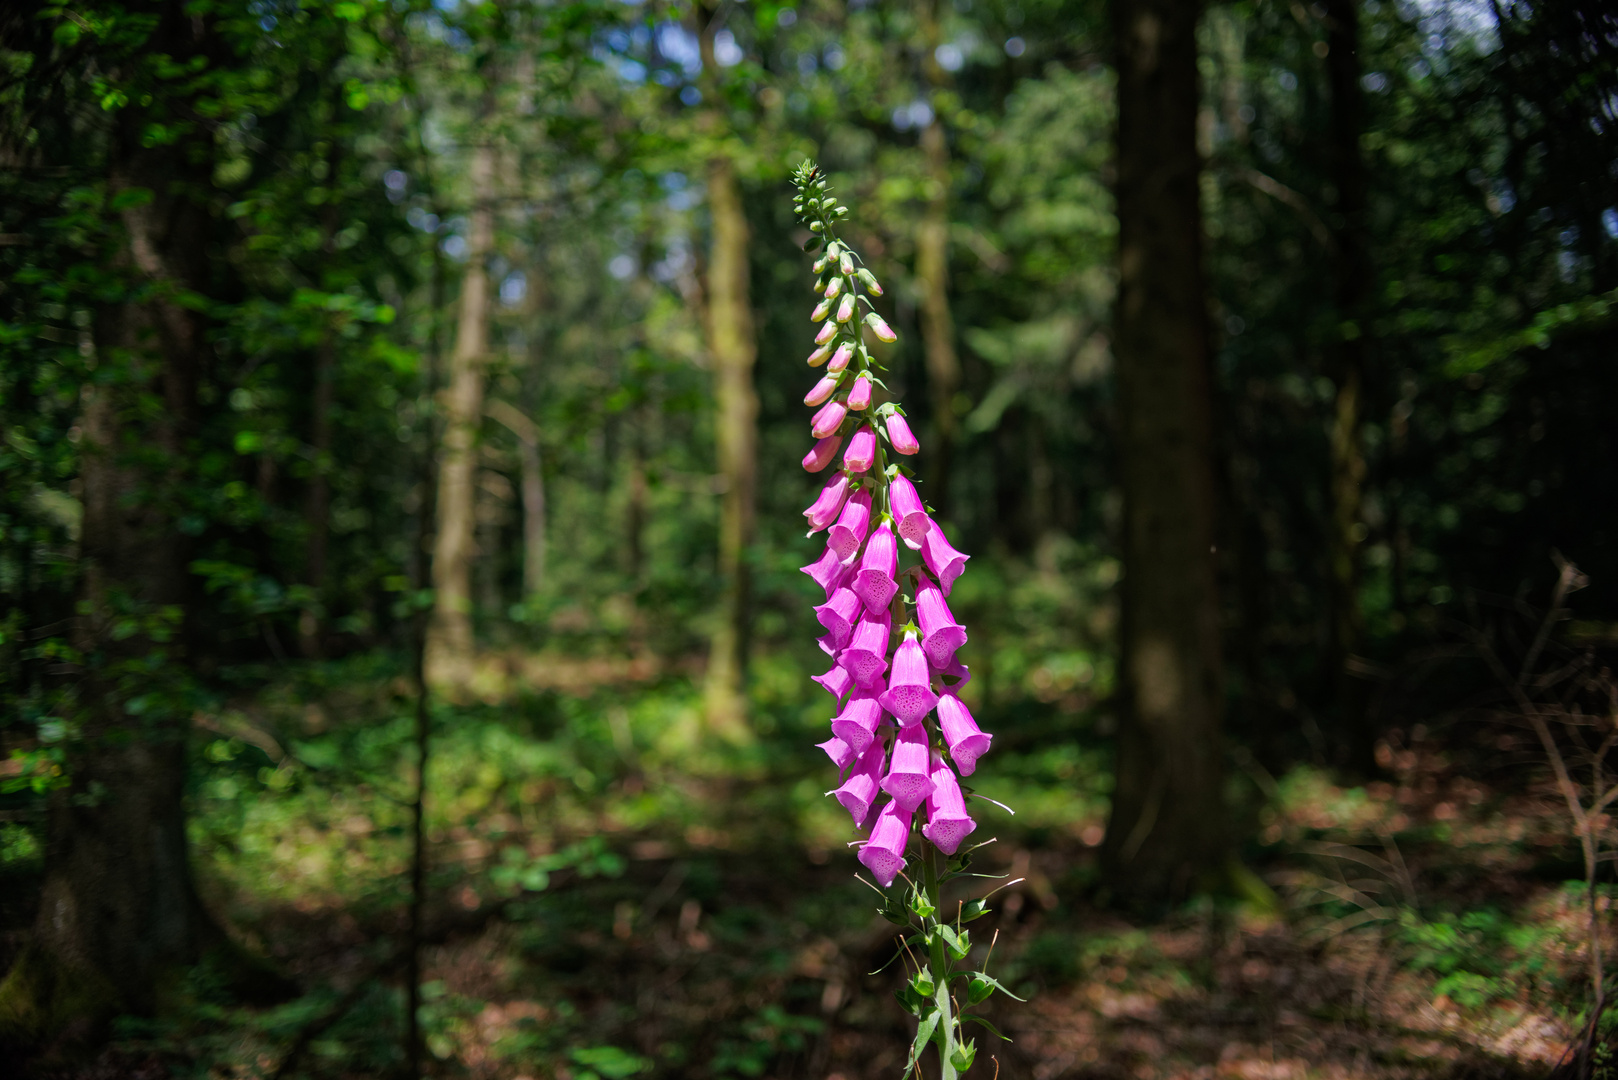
left=963, top=1014, right=1014, bottom=1042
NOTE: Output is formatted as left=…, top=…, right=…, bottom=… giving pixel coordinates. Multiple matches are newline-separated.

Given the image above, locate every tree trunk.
left=916, top=0, right=960, bottom=514
left=486, top=400, right=546, bottom=598
left=300, top=138, right=342, bottom=659
left=1100, top=0, right=1229, bottom=904
left=1323, top=0, right=1373, bottom=768
left=424, top=135, right=496, bottom=692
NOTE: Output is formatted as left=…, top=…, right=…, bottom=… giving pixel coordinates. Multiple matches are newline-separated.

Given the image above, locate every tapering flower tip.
left=817, top=736, right=855, bottom=772
left=921, top=755, right=977, bottom=855
left=857, top=268, right=884, bottom=297
left=828, top=486, right=873, bottom=560
left=812, top=255, right=830, bottom=274
left=804, top=473, right=851, bottom=534
left=808, top=343, right=834, bottom=367
left=803, top=434, right=843, bottom=473
left=864, top=311, right=898, bottom=343
left=842, top=425, right=877, bottom=476
left=830, top=691, right=885, bottom=756
left=804, top=374, right=839, bottom=407
left=811, top=297, right=832, bottom=322
left=835, top=293, right=856, bottom=324
left=852, top=521, right=899, bottom=615
left=812, top=661, right=854, bottom=702
left=833, top=738, right=886, bottom=827
left=858, top=798, right=912, bottom=887
left=839, top=609, right=892, bottom=689
left=815, top=320, right=838, bottom=345
left=847, top=373, right=873, bottom=411
left=824, top=274, right=843, bottom=299
left=839, top=251, right=855, bottom=275
left=916, top=573, right=968, bottom=669
left=889, top=473, right=932, bottom=550
left=885, top=412, right=921, bottom=456
left=877, top=632, right=940, bottom=726
left=921, top=518, right=970, bottom=595
left=814, top=586, right=862, bottom=652
left=827, top=342, right=854, bottom=374
left=810, top=399, right=848, bottom=440
left=880, top=721, right=936, bottom=812
left=801, top=542, right=852, bottom=598
left=817, top=633, right=839, bottom=657
left=937, top=692, right=992, bottom=776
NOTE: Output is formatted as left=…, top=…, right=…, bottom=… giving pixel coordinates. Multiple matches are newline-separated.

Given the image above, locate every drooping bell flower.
left=828, top=342, right=854, bottom=373
left=847, top=373, right=873, bottom=411
left=802, top=434, right=843, bottom=472
left=814, top=586, right=862, bottom=652
left=880, top=721, right=935, bottom=812
left=810, top=399, right=848, bottom=439
left=804, top=375, right=838, bottom=407
left=937, top=692, right=992, bottom=776
left=920, top=754, right=976, bottom=855
left=915, top=574, right=967, bottom=669
left=832, top=738, right=886, bottom=827
left=839, top=609, right=892, bottom=689
left=888, top=473, right=932, bottom=550
left=842, top=426, right=876, bottom=474
left=858, top=798, right=912, bottom=888
left=812, top=297, right=831, bottom=322
left=920, top=519, right=970, bottom=595
left=878, top=631, right=939, bottom=726
left=836, top=293, right=856, bottom=323
left=803, top=473, right=850, bottom=534
left=852, top=521, right=898, bottom=615
left=830, top=690, right=884, bottom=755
left=815, top=320, right=837, bottom=345
left=885, top=412, right=920, bottom=455
left=801, top=542, right=852, bottom=598
left=827, top=487, right=872, bottom=560
left=808, top=343, right=833, bottom=367
left=812, top=661, right=853, bottom=702
left=864, top=311, right=897, bottom=343
left=817, top=736, right=855, bottom=772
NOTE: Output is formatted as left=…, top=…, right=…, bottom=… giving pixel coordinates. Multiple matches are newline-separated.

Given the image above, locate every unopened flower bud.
left=858, top=799, right=912, bottom=887
left=920, top=754, right=976, bottom=855
left=828, top=342, right=854, bottom=374
left=842, top=425, right=876, bottom=475
left=885, top=413, right=920, bottom=455
left=807, top=343, right=834, bottom=367
left=852, top=522, right=899, bottom=615
left=804, top=375, right=838, bottom=407
left=812, top=298, right=831, bottom=322
left=857, top=268, right=883, bottom=296
left=828, top=486, right=873, bottom=558
left=815, top=320, right=838, bottom=344
left=836, top=293, right=856, bottom=323
left=839, top=251, right=854, bottom=275
left=810, top=399, right=848, bottom=439
left=824, top=275, right=843, bottom=299
left=864, top=312, right=897, bottom=343
left=877, top=632, right=939, bottom=726
left=881, top=721, right=935, bottom=812
left=812, top=255, right=829, bottom=274
left=847, top=373, right=873, bottom=411
left=803, top=434, right=843, bottom=472
left=888, top=473, right=931, bottom=549
left=803, top=473, right=851, bottom=533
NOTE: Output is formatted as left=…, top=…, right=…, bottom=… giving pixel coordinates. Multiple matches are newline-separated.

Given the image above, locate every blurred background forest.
left=2, top=0, right=1618, bottom=1077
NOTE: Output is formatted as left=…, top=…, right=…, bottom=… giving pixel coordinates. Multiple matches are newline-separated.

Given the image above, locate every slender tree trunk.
left=425, top=133, right=496, bottom=692
left=487, top=399, right=546, bottom=598
left=300, top=137, right=342, bottom=659
left=1100, top=0, right=1229, bottom=903
left=1323, top=0, right=1373, bottom=767
left=916, top=0, right=960, bottom=513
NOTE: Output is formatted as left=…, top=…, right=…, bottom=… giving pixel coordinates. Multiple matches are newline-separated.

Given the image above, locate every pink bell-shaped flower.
left=878, top=631, right=939, bottom=726
left=920, top=519, right=969, bottom=595
left=814, top=586, right=862, bottom=652
left=937, top=692, right=992, bottom=775
left=864, top=311, right=897, bottom=343
left=852, top=521, right=898, bottom=615
left=828, top=342, right=854, bottom=373
left=880, top=721, right=935, bottom=811
left=812, top=661, right=853, bottom=702
left=802, top=434, right=843, bottom=472
left=830, top=690, right=884, bottom=756
left=839, top=610, right=892, bottom=689
left=803, top=473, right=851, bottom=534
left=810, top=399, right=848, bottom=439
left=842, top=426, right=876, bottom=474
left=817, top=736, right=855, bottom=772
left=828, top=487, right=872, bottom=560
left=916, top=573, right=967, bottom=669
left=885, top=412, right=920, bottom=455
left=833, top=738, right=886, bottom=827
left=804, top=375, right=838, bottom=407
left=801, top=543, right=852, bottom=598
left=889, top=473, right=932, bottom=550
left=847, top=373, right=873, bottom=411
left=920, top=754, right=976, bottom=855
left=858, top=798, right=912, bottom=888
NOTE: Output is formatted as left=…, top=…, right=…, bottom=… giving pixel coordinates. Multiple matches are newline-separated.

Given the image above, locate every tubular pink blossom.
left=811, top=298, right=831, bottom=322
left=801, top=543, right=852, bottom=598
left=828, top=487, right=872, bottom=559
left=828, top=342, right=854, bottom=373
left=812, top=662, right=853, bottom=702
left=880, top=722, right=935, bottom=812
left=802, top=434, right=843, bottom=472
left=810, top=399, right=848, bottom=439
left=814, top=586, right=863, bottom=652
left=858, top=799, right=912, bottom=887
left=920, top=755, right=976, bottom=855
left=847, top=373, right=873, bottom=411
left=833, top=739, right=886, bottom=827
left=888, top=473, right=932, bottom=550
left=937, top=692, right=992, bottom=776
left=842, top=426, right=876, bottom=475
left=817, top=736, right=855, bottom=772
left=815, top=320, right=838, bottom=344
left=864, top=311, right=897, bottom=343
left=804, top=375, right=838, bottom=407
left=852, top=522, right=899, bottom=615
left=808, top=343, right=833, bottom=367
left=877, top=632, right=939, bottom=726
left=885, top=412, right=920, bottom=455
left=830, top=690, right=884, bottom=755
left=920, top=519, right=970, bottom=595
left=803, top=473, right=851, bottom=534
left=916, top=574, right=968, bottom=669
left=839, top=610, right=892, bottom=689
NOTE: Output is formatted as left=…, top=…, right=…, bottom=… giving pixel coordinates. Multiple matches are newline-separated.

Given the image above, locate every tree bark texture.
left=425, top=137, right=496, bottom=691
left=1100, top=0, right=1229, bottom=903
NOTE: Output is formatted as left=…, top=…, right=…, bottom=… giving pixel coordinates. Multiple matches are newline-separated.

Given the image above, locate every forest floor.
left=2, top=650, right=1605, bottom=1080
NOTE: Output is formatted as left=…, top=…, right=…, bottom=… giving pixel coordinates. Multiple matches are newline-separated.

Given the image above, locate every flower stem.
left=923, top=841, right=959, bottom=1080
